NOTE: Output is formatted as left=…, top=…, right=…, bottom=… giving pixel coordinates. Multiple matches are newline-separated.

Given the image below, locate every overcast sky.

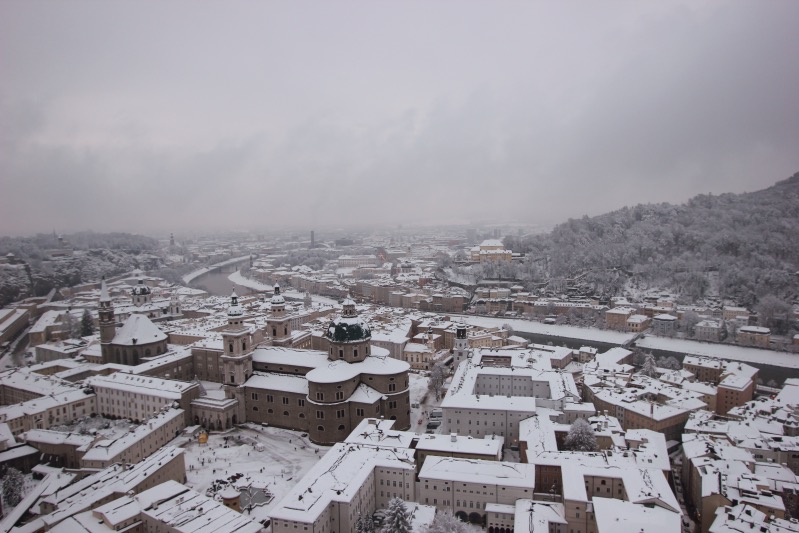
left=1, top=1, right=798, bottom=237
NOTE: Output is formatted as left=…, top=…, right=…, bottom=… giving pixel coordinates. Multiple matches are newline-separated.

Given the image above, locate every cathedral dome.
left=326, top=298, right=370, bottom=343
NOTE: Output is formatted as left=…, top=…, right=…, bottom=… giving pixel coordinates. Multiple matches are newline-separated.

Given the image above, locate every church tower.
left=168, top=291, right=181, bottom=316
left=267, top=284, right=292, bottom=346
left=131, top=271, right=152, bottom=307
left=221, top=290, right=253, bottom=386
left=453, top=323, right=471, bottom=366
left=98, top=278, right=116, bottom=363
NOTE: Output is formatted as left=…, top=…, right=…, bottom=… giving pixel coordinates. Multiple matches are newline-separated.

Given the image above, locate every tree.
left=423, top=510, right=470, bottom=533
left=81, top=309, right=94, bottom=336
left=563, top=418, right=598, bottom=452
left=63, top=311, right=82, bottom=339
left=356, top=513, right=376, bottom=533
left=756, top=295, right=793, bottom=335
left=656, top=356, right=681, bottom=370
left=428, top=363, right=446, bottom=401
left=681, top=311, right=700, bottom=338
left=2, top=466, right=24, bottom=508
left=639, top=353, right=658, bottom=378
left=381, top=497, right=412, bottom=533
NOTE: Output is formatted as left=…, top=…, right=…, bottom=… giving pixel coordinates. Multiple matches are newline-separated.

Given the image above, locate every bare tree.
left=428, top=364, right=446, bottom=401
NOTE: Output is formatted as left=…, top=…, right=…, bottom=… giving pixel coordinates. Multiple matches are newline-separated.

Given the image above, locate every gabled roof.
left=114, top=314, right=167, bottom=346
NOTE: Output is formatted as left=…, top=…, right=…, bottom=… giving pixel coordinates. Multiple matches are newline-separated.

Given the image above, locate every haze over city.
left=1, top=0, right=798, bottom=236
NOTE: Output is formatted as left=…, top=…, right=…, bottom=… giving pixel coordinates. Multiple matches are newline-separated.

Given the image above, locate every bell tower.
left=98, top=278, right=116, bottom=363
left=267, top=284, right=291, bottom=345
left=222, top=290, right=252, bottom=387
left=453, top=323, right=471, bottom=366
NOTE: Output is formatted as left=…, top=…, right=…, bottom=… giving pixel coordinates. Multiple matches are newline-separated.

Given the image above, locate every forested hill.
left=506, top=172, right=799, bottom=306
left=0, top=232, right=159, bottom=306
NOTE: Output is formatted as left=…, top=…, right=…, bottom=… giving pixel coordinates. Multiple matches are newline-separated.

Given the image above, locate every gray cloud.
left=1, top=1, right=797, bottom=236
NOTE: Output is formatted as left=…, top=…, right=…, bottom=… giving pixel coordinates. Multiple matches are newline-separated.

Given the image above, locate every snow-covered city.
left=2, top=2, right=799, bottom=532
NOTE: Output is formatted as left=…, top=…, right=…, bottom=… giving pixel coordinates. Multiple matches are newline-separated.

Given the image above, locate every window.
left=388, top=384, right=396, bottom=392
left=339, top=350, right=344, bottom=359
left=338, top=424, right=345, bottom=430
left=389, top=401, right=397, bottom=409
left=298, top=399, right=305, bottom=406
left=283, top=397, right=289, bottom=405
left=356, top=408, right=364, bottom=416
left=335, top=392, right=344, bottom=400
left=267, top=395, right=274, bottom=403
left=317, top=425, right=324, bottom=431
left=229, top=343, right=234, bottom=353
left=284, top=411, right=289, bottom=416
left=251, top=393, right=259, bottom=401
left=317, top=411, right=324, bottom=419
left=337, top=409, right=345, bottom=418
left=316, top=392, right=324, bottom=401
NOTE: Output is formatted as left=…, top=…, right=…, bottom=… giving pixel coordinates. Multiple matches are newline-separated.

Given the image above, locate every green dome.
left=326, top=316, right=371, bottom=343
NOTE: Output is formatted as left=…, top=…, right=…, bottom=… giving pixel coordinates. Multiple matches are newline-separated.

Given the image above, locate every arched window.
left=283, top=411, right=289, bottom=416
left=145, top=348, right=151, bottom=357
left=354, top=349, right=358, bottom=358
left=229, top=343, right=234, bottom=353
left=272, top=328, right=277, bottom=336
left=284, top=327, right=288, bottom=335
left=338, top=424, right=345, bottom=431
left=242, top=342, right=246, bottom=351
left=317, top=425, right=324, bottom=431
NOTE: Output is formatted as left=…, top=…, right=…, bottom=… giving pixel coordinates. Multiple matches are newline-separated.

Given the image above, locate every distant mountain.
left=506, top=172, right=799, bottom=306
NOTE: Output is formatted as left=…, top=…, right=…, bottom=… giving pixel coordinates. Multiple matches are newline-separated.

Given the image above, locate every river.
left=189, top=268, right=254, bottom=297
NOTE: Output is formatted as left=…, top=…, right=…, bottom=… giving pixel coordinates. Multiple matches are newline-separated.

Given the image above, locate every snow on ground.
left=181, top=425, right=329, bottom=524
left=228, top=270, right=340, bottom=306
left=50, top=416, right=134, bottom=439
left=636, top=335, right=799, bottom=369
left=182, top=255, right=252, bottom=284
left=457, top=315, right=635, bottom=345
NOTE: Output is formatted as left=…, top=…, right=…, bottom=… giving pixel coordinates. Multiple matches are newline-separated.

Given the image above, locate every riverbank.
left=227, top=271, right=340, bottom=306
left=182, top=255, right=252, bottom=284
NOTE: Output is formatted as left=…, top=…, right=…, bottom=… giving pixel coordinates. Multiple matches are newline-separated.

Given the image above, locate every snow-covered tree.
left=356, top=513, right=376, bottom=533
left=428, top=364, right=446, bottom=401
left=756, top=295, right=793, bottom=335
left=638, top=353, right=658, bottom=378
left=3, top=466, right=24, bottom=508
left=63, top=311, right=82, bottom=339
left=380, top=497, right=412, bottom=533
left=563, top=418, right=598, bottom=452
left=681, top=311, right=700, bottom=338
left=81, top=309, right=94, bottom=336
left=656, top=356, right=681, bottom=370
left=423, top=510, right=469, bottom=533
